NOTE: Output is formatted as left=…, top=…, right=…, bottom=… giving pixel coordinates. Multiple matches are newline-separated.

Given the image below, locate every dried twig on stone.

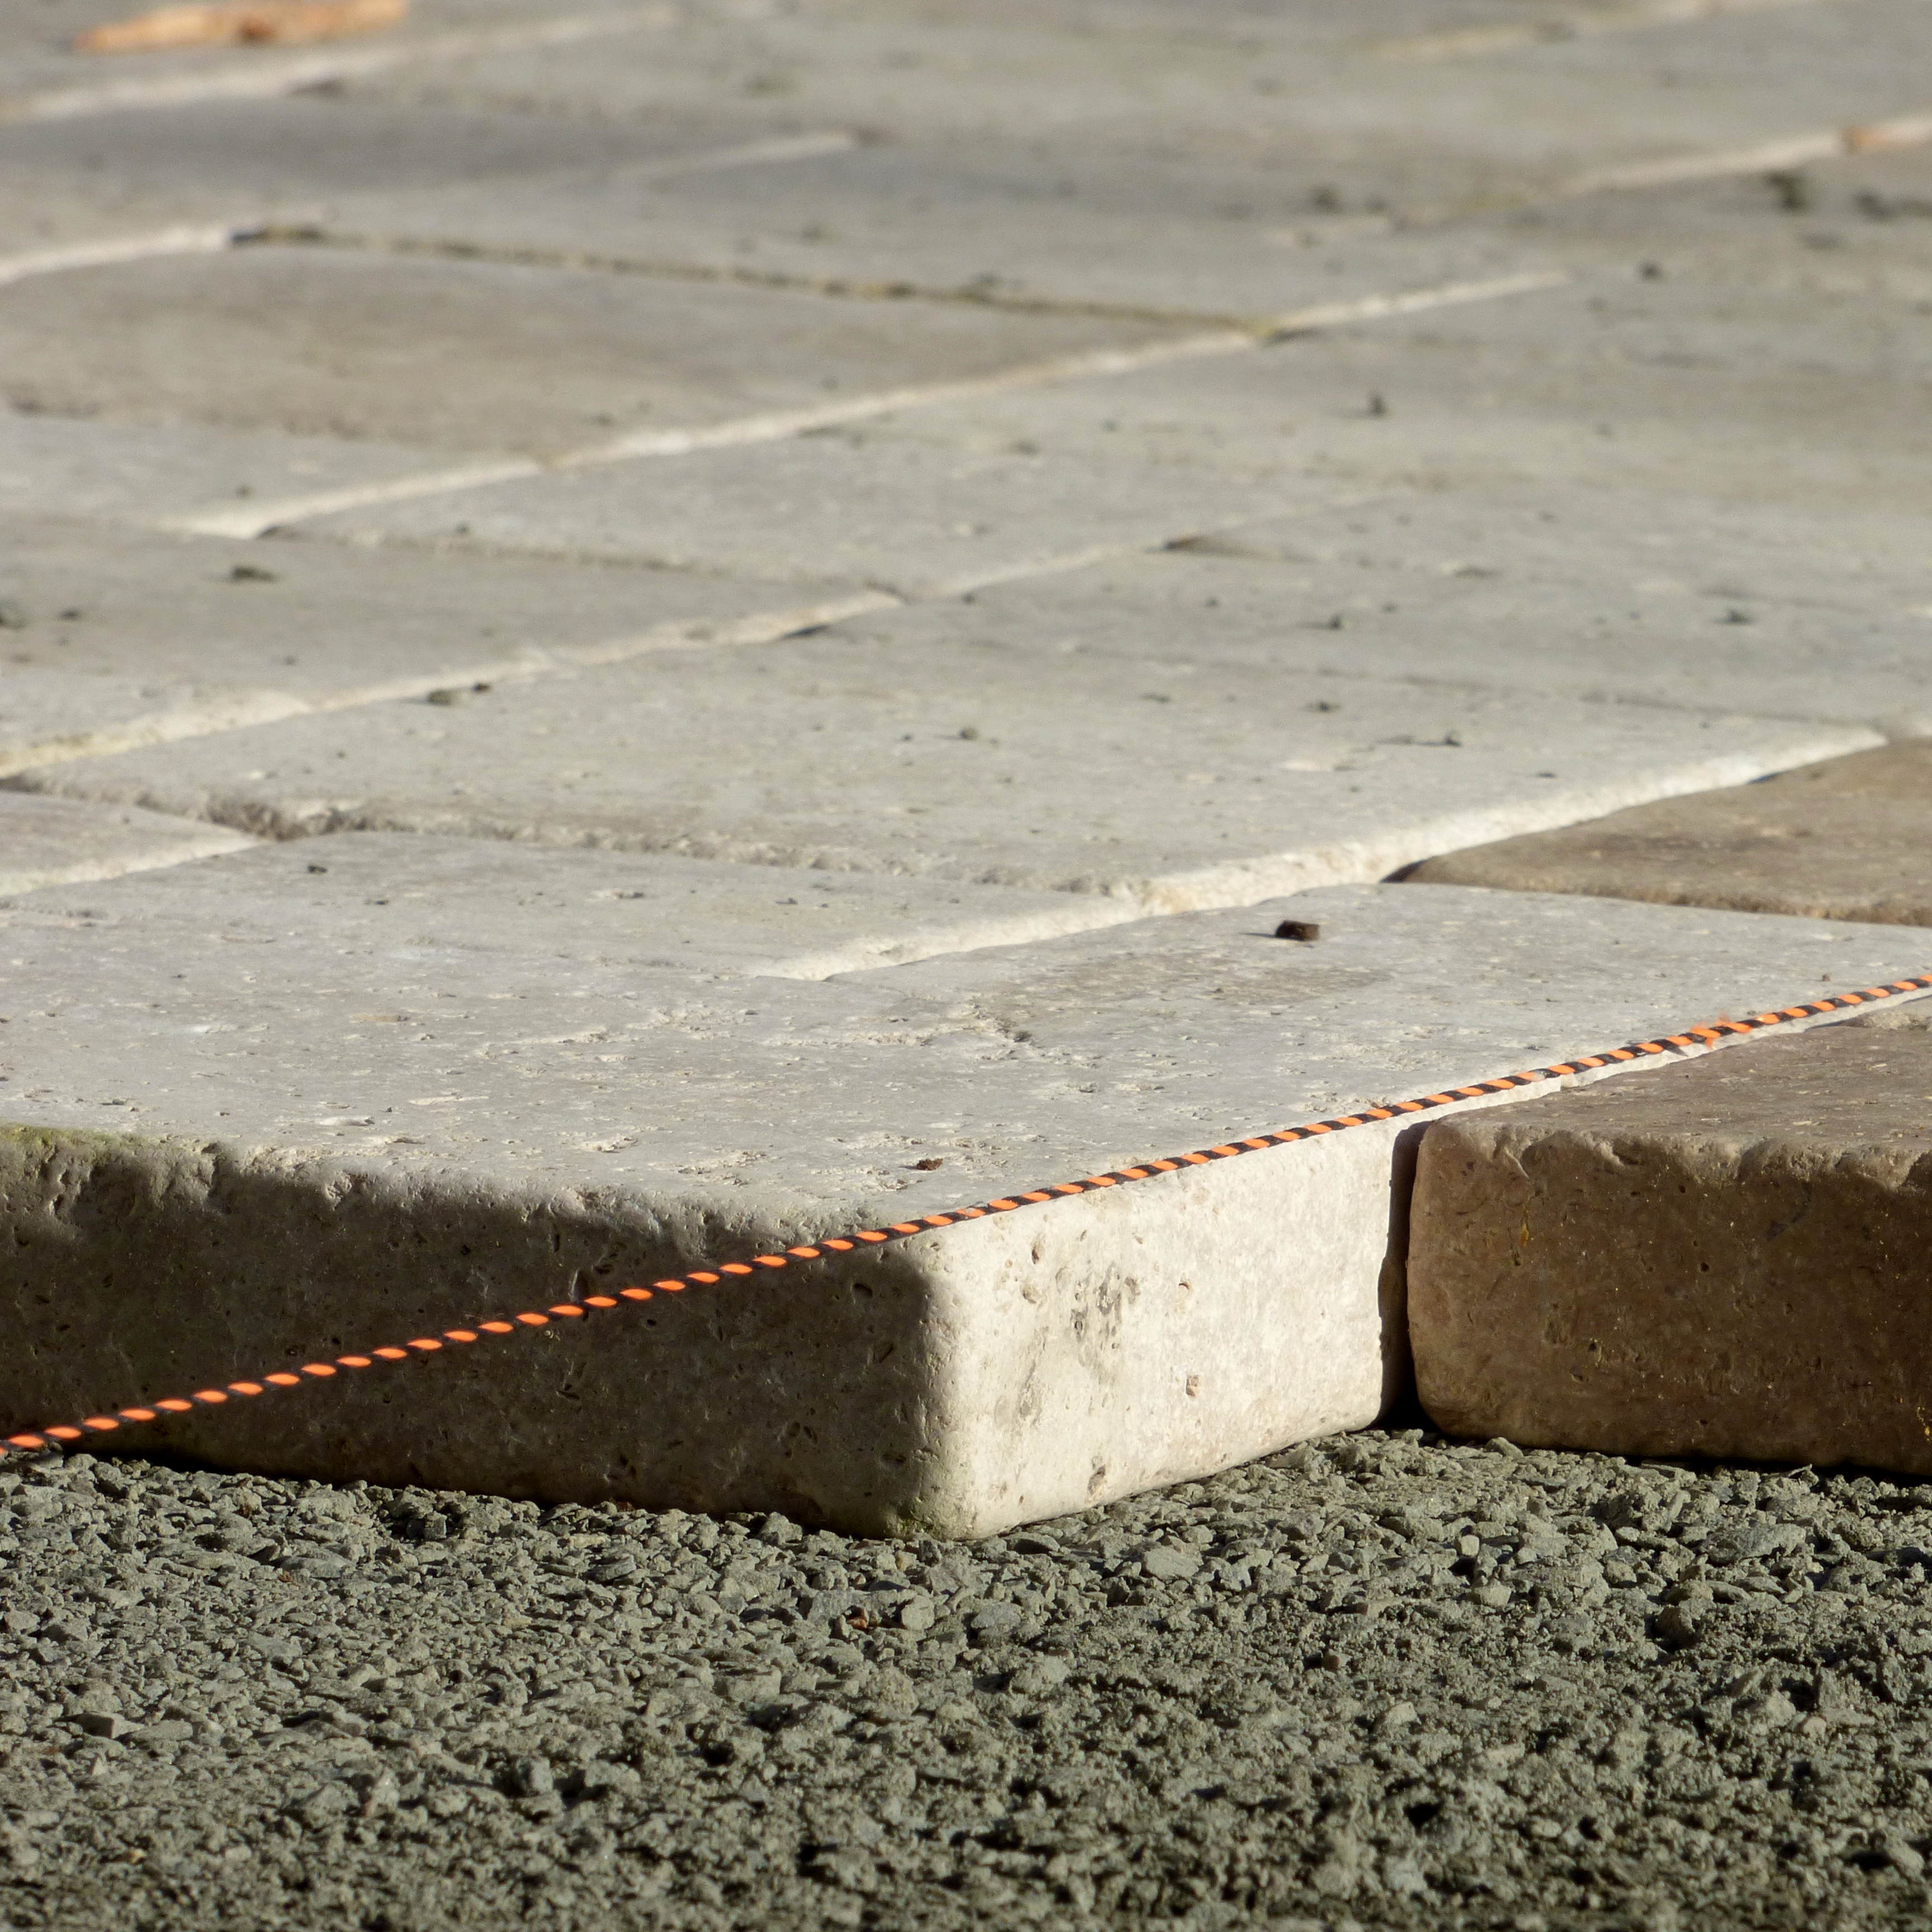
left=76, top=0, right=406, bottom=54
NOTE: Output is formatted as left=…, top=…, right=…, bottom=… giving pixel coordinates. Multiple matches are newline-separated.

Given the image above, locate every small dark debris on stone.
left=1275, top=919, right=1322, bottom=942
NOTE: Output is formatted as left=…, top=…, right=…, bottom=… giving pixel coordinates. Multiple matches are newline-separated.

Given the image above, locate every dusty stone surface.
left=302, top=428, right=1343, bottom=596
left=0, top=247, right=1180, bottom=460
left=1407, top=740, right=1932, bottom=924
left=0, top=832, right=1143, bottom=979
left=11, top=1429, right=1932, bottom=1929
left=0, top=512, right=815, bottom=774
left=11, top=628, right=1875, bottom=911
left=0, top=793, right=253, bottom=893
left=3, top=880, right=1919, bottom=1530
left=1409, top=1006, right=1932, bottom=1475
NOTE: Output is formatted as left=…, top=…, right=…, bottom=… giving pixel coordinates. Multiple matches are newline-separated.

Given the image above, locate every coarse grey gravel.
left=6, top=1432, right=1932, bottom=1930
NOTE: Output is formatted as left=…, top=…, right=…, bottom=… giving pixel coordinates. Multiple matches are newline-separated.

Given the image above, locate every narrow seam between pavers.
left=11, top=967, right=1928, bottom=1465
left=163, top=268, right=1568, bottom=541
left=1562, top=107, right=1932, bottom=193
left=0, top=8, right=667, bottom=125
left=0, top=222, right=238, bottom=287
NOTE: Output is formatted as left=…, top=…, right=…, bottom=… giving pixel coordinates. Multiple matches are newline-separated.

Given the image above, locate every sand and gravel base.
left=6, top=1431, right=1932, bottom=1930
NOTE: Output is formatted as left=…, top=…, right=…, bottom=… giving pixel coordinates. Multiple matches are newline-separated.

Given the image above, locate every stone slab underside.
left=1408, top=1008, right=1932, bottom=1478
left=2, top=880, right=1925, bottom=1535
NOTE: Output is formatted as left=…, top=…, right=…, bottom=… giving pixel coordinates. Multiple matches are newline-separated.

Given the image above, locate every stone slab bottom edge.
left=5, top=974, right=1927, bottom=1539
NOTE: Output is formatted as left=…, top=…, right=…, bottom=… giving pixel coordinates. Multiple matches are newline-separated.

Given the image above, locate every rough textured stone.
left=0, top=831, right=1144, bottom=979
left=0, top=247, right=1179, bottom=458
left=0, top=512, right=822, bottom=774
left=1407, top=738, right=1932, bottom=924
left=301, top=428, right=1341, bottom=594
left=9, top=626, right=1875, bottom=911
left=1409, top=1006, right=1932, bottom=1476
left=0, top=792, right=252, bottom=893
left=0, top=880, right=1921, bottom=1532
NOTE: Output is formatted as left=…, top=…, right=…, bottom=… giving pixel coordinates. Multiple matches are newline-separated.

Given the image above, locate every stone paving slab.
left=848, top=264, right=1932, bottom=518
left=1, top=880, right=1919, bottom=1531
left=0, top=409, right=448, bottom=528
left=293, top=141, right=1552, bottom=324
left=300, top=431, right=1346, bottom=594
left=839, top=482, right=1932, bottom=735
left=334, top=0, right=1932, bottom=219
left=0, top=511, right=819, bottom=775
left=0, top=792, right=253, bottom=893
left=7, top=632, right=1876, bottom=908
left=1406, top=738, right=1932, bottom=923
left=0, top=247, right=1181, bottom=460
left=0, top=832, right=1145, bottom=979
left=1408, top=1004, right=1932, bottom=1478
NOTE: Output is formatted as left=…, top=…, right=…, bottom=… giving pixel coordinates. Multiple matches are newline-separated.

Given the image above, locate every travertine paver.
left=0, top=410, right=447, bottom=527
left=1409, top=1006, right=1932, bottom=1476
left=822, top=482, right=1932, bottom=735
left=330, top=0, right=1932, bottom=219
left=300, top=432, right=1349, bottom=594
left=1, top=882, right=1916, bottom=1532
left=0, top=832, right=1145, bottom=979
left=0, top=510, right=828, bottom=774
left=1406, top=738, right=1932, bottom=922
left=0, top=248, right=1182, bottom=458
left=0, top=792, right=252, bottom=893
left=8, top=635, right=1876, bottom=908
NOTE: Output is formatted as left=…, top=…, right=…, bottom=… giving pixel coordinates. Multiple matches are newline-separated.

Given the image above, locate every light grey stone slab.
left=1407, top=738, right=1932, bottom=924
left=0, top=511, right=830, bottom=775
left=0, top=832, right=1145, bottom=979
left=301, top=430, right=1344, bottom=592
left=2, top=879, right=1921, bottom=1530
left=849, top=267, right=1932, bottom=521
left=307, top=135, right=1552, bottom=324
left=337, top=0, right=1932, bottom=221
left=839, top=481, right=1932, bottom=735
left=0, top=791, right=253, bottom=893
left=0, top=245, right=1181, bottom=460
left=1409, top=1005, right=1932, bottom=1479
left=0, top=408, right=447, bottom=527
left=11, top=628, right=1878, bottom=910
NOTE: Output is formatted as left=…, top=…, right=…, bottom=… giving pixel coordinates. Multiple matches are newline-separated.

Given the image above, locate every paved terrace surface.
left=2, top=0, right=1932, bottom=1925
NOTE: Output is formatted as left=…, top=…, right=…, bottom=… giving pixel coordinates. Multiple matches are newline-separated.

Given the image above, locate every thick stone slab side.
left=0, top=792, right=253, bottom=893
left=1409, top=1008, right=1932, bottom=1476
left=10, top=629, right=1876, bottom=911
left=1407, top=740, right=1932, bottom=924
left=1, top=881, right=1924, bottom=1531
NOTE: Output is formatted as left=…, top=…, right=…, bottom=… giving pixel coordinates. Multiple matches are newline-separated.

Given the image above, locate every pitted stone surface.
left=0, top=247, right=1181, bottom=459
left=8, top=630, right=1876, bottom=911
left=0, top=882, right=1921, bottom=1532
left=0, top=832, right=1144, bottom=979
left=1409, top=1007, right=1932, bottom=1477
left=1407, top=738, right=1932, bottom=924
left=0, top=512, right=815, bottom=774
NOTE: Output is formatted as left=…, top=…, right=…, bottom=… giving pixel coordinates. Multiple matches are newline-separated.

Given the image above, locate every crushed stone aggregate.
left=5, top=1433, right=1932, bottom=1929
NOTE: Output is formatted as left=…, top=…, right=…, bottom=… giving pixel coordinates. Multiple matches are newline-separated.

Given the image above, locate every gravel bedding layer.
left=5, top=1433, right=1932, bottom=1930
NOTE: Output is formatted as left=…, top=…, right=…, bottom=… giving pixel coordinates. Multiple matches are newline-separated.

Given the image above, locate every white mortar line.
left=0, top=8, right=667, bottom=124
left=162, top=269, right=1569, bottom=541
left=1565, top=111, right=1932, bottom=193
left=0, top=224, right=239, bottom=287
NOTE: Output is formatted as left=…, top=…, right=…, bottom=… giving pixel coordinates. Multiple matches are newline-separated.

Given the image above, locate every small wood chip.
left=77, top=0, right=406, bottom=54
